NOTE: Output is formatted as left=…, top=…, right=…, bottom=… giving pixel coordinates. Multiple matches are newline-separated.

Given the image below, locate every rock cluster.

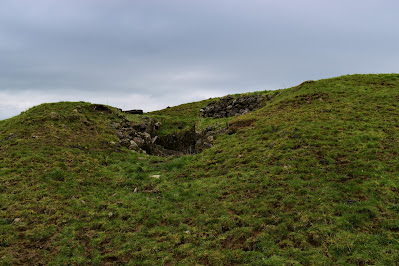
left=113, top=98, right=259, bottom=155
left=122, top=109, right=144, bottom=115
left=114, top=117, right=165, bottom=154
left=114, top=116, right=223, bottom=156
left=194, top=125, right=226, bottom=152
left=200, top=94, right=269, bottom=118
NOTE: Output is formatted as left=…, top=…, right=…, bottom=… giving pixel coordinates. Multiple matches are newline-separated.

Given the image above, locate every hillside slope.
left=1, top=74, right=399, bottom=264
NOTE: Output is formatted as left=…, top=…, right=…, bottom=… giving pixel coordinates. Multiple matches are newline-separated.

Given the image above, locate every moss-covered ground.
left=1, top=74, right=399, bottom=264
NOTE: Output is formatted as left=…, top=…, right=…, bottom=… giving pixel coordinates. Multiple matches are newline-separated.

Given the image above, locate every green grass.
left=1, top=74, right=399, bottom=264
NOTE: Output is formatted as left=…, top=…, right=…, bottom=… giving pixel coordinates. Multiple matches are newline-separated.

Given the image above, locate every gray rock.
left=140, top=132, right=151, bottom=141
left=199, top=94, right=266, bottom=118
left=202, top=142, right=213, bottom=149
left=123, top=109, right=143, bottom=114
left=117, top=131, right=124, bottom=138
left=154, top=122, right=162, bottom=130
left=119, top=139, right=130, bottom=147
left=133, top=137, right=145, bottom=148
left=129, top=140, right=140, bottom=151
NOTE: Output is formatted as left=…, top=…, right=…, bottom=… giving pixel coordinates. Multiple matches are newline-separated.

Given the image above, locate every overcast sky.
left=1, top=0, right=398, bottom=120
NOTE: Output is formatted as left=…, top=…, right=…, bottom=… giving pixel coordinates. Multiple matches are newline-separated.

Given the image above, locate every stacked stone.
left=115, top=118, right=161, bottom=153
left=199, top=94, right=266, bottom=118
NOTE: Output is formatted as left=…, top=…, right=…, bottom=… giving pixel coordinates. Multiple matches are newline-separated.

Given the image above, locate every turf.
left=1, top=74, right=399, bottom=264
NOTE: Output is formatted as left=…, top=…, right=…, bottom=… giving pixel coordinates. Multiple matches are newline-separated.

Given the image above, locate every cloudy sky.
left=1, top=0, right=398, bottom=120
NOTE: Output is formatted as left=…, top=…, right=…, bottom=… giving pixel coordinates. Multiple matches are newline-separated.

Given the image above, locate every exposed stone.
left=140, top=132, right=151, bottom=142
left=114, top=110, right=228, bottom=156
left=128, top=140, right=140, bottom=151
left=123, top=109, right=143, bottom=114
left=155, top=122, right=162, bottom=130
left=133, top=137, right=145, bottom=148
left=206, top=130, right=216, bottom=136
left=199, top=141, right=212, bottom=151
left=117, top=131, right=124, bottom=139
left=200, top=94, right=268, bottom=118
left=194, top=125, right=227, bottom=153
left=119, top=139, right=131, bottom=147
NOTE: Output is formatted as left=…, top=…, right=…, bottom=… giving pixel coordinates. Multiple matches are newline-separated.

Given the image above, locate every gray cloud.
left=1, top=0, right=399, bottom=119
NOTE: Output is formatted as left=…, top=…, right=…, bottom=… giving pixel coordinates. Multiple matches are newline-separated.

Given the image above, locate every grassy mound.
left=1, top=74, right=399, bottom=264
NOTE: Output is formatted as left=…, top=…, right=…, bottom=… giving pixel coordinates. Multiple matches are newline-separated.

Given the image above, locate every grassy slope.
left=1, top=74, right=399, bottom=264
